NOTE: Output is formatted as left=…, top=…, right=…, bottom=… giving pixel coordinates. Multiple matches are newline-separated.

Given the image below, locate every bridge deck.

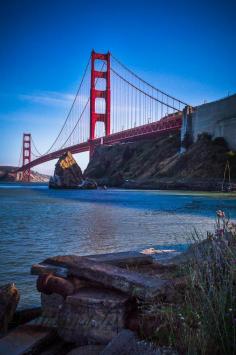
left=18, top=113, right=182, bottom=171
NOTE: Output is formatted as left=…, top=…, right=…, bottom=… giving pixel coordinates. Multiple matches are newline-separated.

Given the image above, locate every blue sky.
left=0, top=0, right=235, bottom=174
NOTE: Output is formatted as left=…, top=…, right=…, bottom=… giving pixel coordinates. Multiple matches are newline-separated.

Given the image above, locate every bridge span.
left=17, top=51, right=187, bottom=180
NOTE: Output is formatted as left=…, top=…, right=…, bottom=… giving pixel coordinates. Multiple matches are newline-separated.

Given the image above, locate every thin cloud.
left=19, top=91, right=75, bottom=107
left=0, top=111, right=66, bottom=125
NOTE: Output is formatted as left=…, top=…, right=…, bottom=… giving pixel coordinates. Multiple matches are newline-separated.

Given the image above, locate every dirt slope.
left=85, top=133, right=236, bottom=190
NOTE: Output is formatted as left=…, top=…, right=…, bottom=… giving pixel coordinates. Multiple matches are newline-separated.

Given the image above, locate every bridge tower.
left=90, top=51, right=111, bottom=143
left=21, top=133, right=31, bottom=182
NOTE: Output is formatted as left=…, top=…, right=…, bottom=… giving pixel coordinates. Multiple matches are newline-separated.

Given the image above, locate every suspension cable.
left=111, top=68, right=179, bottom=111
left=59, top=61, right=106, bottom=149
left=31, top=137, right=43, bottom=157
left=111, top=54, right=188, bottom=106
left=60, top=98, right=90, bottom=148
left=43, top=55, right=91, bottom=155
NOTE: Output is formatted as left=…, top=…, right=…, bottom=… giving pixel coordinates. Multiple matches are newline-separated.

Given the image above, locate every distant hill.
left=0, top=166, right=50, bottom=182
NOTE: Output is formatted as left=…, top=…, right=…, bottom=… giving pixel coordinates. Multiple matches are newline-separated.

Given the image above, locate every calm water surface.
left=0, top=182, right=236, bottom=308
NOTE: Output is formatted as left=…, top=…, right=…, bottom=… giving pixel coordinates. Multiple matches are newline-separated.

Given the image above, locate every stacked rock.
left=31, top=252, right=168, bottom=345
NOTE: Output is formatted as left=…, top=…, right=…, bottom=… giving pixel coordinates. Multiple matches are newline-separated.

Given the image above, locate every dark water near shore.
left=0, top=182, right=236, bottom=308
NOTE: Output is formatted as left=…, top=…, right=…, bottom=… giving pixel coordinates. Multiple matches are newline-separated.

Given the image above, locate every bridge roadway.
left=18, top=112, right=182, bottom=171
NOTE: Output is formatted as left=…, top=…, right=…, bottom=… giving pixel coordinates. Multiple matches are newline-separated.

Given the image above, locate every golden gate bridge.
left=17, top=50, right=188, bottom=181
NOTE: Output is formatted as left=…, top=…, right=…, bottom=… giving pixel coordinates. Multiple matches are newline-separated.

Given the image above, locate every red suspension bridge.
left=17, top=50, right=188, bottom=181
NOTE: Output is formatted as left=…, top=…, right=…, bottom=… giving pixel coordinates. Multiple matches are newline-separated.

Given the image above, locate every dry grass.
left=142, top=212, right=236, bottom=354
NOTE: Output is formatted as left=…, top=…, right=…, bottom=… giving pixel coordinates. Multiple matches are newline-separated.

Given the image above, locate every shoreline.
left=121, top=178, right=236, bottom=192
left=1, top=179, right=236, bottom=193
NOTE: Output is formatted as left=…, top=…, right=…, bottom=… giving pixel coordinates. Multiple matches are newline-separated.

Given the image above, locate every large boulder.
left=49, top=151, right=97, bottom=189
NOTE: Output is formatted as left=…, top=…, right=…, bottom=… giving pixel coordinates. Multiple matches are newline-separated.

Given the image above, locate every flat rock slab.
left=66, top=287, right=129, bottom=308
left=43, top=255, right=169, bottom=301
left=31, top=251, right=152, bottom=277
left=0, top=324, right=56, bottom=355
left=87, top=251, right=153, bottom=267
left=31, top=263, right=69, bottom=278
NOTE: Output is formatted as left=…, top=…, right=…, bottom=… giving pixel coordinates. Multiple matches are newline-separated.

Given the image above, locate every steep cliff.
left=85, top=133, right=236, bottom=190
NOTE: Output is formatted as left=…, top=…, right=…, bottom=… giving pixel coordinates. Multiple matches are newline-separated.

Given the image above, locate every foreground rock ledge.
left=39, top=254, right=169, bottom=301
left=29, top=249, right=196, bottom=349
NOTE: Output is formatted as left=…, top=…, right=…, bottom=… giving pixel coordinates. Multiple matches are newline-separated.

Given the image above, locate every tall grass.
left=144, top=211, right=236, bottom=354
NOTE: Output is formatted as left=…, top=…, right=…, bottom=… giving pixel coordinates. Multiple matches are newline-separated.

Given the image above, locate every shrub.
left=213, top=137, right=228, bottom=147
left=198, top=133, right=212, bottom=141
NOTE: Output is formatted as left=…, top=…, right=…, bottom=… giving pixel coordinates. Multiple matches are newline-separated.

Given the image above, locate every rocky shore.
left=1, top=215, right=235, bottom=354
left=122, top=177, right=236, bottom=191
left=85, top=133, right=236, bottom=191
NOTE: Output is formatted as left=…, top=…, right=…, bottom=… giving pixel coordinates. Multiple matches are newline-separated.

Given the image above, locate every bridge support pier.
left=180, top=106, right=193, bottom=153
